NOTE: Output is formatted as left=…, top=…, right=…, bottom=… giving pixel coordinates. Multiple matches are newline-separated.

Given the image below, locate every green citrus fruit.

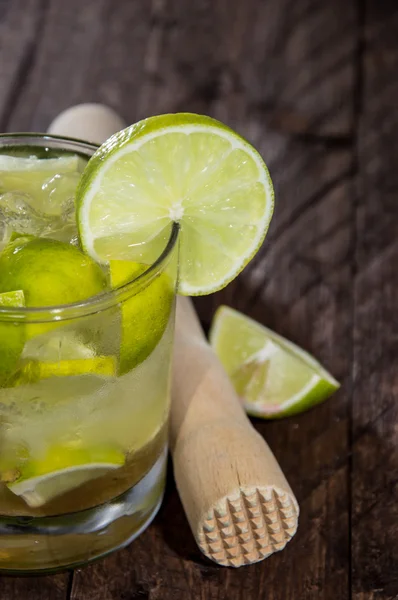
left=110, top=261, right=173, bottom=373
left=76, top=113, right=274, bottom=295
left=5, top=443, right=124, bottom=507
left=210, top=306, right=340, bottom=418
left=0, top=236, right=107, bottom=307
left=0, top=290, right=25, bottom=385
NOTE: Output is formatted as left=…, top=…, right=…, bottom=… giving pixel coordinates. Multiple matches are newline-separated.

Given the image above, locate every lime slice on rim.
left=210, top=306, right=340, bottom=418
left=76, top=113, right=274, bottom=295
left=5, top=444, right=125, bottom=507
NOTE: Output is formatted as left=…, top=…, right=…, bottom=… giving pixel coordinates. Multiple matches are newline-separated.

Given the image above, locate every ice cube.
left=40, top=196, right=78, bottom=244
left=60, top=197, right=76, bottom=223
left=0, top=192, right=50, bottom=239
left=0, top=192, right=79, bottom=247
left=40, top=171, right=81, bottom=216
left=41, top=202, right=78, bottom=244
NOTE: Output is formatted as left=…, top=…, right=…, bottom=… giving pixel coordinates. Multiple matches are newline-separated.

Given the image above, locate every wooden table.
left=1, top=0, right=397, bottom=598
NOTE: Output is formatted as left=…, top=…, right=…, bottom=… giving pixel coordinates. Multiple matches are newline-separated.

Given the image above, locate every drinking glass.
left=0, top=134, right=179, bottom=572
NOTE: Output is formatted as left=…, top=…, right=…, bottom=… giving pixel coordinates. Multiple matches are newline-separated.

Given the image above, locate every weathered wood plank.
left=352, top=1, right=398, bottom=598
left=5, top=0, right=152, bottom=132
left=0, top=0, right=359, bottom=598
left=136, top=0, right=357, bottom=137
left=0, top=574, right=70, bottom=600
left=0, top=0, right=46, bottom=130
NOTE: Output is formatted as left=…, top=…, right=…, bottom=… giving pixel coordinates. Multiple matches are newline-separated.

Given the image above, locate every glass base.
left=0, top=449, right=167, bottom=573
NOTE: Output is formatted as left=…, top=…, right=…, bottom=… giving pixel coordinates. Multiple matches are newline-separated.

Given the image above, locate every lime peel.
left=7, top=444, right=125, bottom=507
left=76, top=113, right=274, bottom=296
left=109, top=260, right=173, bottom=373
left=210, top=305, right=340, bottom=419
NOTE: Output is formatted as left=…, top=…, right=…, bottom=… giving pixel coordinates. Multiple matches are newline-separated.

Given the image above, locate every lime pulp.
left=76, top=113, right=274, bottom=295
left=210, top=305, right=340, bottom=418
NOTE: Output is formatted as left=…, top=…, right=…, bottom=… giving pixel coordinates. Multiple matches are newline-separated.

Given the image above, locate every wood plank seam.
left=350, top=0, right=367, bottom=598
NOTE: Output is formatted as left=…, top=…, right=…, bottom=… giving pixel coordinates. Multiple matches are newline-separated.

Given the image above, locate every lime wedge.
left=0, top=290, right=25, bottom=386
left=0, top=289, right=25, bottom=307
left=0, top=236, right=107, bottom=308
left=110, top=260, right=173, bottom=373
left=76, top=113, right=274, bottom=295
left=6, top=444, right=125, bottom=507
left=210, top=306, right=340, bottom=418
left=9, top=356, right=117, bottom=387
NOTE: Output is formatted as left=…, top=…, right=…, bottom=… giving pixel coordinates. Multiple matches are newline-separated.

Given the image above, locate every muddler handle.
left=48, top=104, right=299, bottom=568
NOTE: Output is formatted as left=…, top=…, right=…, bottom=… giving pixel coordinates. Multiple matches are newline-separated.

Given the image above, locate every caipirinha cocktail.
left=0, top=114, right=274, bottom=571
left=0, top=136, right=177, bottom=570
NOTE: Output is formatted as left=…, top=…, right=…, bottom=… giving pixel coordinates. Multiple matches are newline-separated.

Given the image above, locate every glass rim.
left=0, top=133, right=179, bottom=322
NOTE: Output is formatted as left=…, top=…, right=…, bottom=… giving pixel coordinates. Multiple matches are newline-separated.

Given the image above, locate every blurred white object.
left=48, top=104, right=125, bottom=145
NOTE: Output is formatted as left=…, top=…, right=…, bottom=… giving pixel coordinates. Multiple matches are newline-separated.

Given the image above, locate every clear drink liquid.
left=0, top=138, right=176, bottom=571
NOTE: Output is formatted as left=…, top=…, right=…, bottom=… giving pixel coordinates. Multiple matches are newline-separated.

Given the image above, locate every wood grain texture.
left=198, top=146, right=355, bottom=600
left=170, top=298, right=299, bottom=568
left=2, top=0, right=396, bottom=598
left=0, top=573, right=71, bottom=600
left=352, top=1, right=398, bottom=598
left=0, top=0, right=46, bottom=130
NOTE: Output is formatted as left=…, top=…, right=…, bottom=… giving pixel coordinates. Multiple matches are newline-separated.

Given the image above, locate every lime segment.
left=0, top=290, right=25, bottom=386
left=0, top=236, right=107, bottom=308
left=9, top=356, right=117, bottom=386
left=6, top=444, right=125, bottom=507
left=0, top=290, right=25, bottom=307
left=76, top=113, right=274, bottom=295
left=110, top=261, right=173, bottom=373
left=210, top=306, right=340, bottom=418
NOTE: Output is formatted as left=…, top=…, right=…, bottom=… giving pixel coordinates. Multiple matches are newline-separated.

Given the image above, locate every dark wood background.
left=1, top=0, right=397, bottom=598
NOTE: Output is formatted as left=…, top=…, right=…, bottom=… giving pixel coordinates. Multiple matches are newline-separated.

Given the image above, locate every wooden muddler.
left=48, top=104, right=299, bottom=568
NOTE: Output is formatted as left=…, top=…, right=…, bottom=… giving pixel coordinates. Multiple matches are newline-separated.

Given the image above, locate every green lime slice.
left=0, top=289, right=25, bottom=307
left=110, top=261, right=173, bottom=373
left=210, top=306, right=340, bottom=418
left=8, top=356, right=117, bottom=387
left=0, top=154, right=84, bottom=213
left=76, top=113, right=274, bottom=295
left=0, top=236, right=107, bottom=345
left=0, top=290, right=25, bottom=386
left=0, top=236, right=107, bottom=308
left=5, top=444, right=125, bottom=507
